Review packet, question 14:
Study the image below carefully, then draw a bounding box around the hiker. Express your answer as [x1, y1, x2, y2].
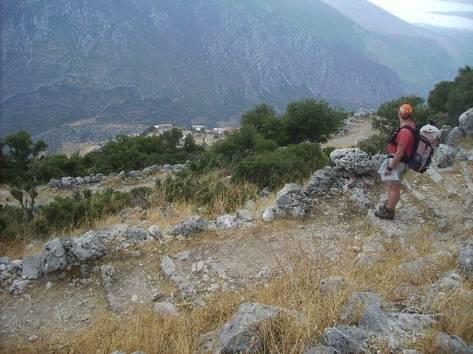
[375, 103, 416, 220]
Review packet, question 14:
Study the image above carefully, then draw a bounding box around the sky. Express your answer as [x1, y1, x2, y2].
[367, 0, 473, 30]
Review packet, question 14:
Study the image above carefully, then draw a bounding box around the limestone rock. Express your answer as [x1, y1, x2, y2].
[154, 302, 178, 316]
[303, 346, 338, 354]
[65, 231, 107, 263]
[216, 303, 281, 353]
[330, 148, 374, 175]
[459, 107, 473, 137]
[22, 253, 44, 280]
[275, 183, 313, 218]
[168, 216, 208, 238]
[148, 225, 162, 239]
[262, 206, 286, 222]
[350, 187, 370, 209]
[41, 238, 67, 274]
[216, 214, 239, 230]
[433, 144, 456, 168]
[160, 256, 176, 278]
[125, 227, 148, 242]
[9, 279, 30, 295]
[305, 167, 337, 196]
[446, 127, 465, 146]
[435, 332, 467, 353]
[321, 325, 369, 353]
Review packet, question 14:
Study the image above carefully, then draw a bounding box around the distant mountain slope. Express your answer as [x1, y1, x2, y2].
[0, 0, 465, 140]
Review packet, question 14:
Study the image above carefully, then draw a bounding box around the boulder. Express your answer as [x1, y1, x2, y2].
[22, 253, 44, 280]
[358, 302, 434, 350]
[169, 275, 196, 300]
[64, 231, 107, 263]
[321, 326, 369, 353]
[160, 256, 176, 278]
[0, 256, 11, 265]
[433, 144, 456, 168]
[305, 167, 337, 196]
[459, 107, 473, 137]
[118, 170, 127, 179]
[330, 148, 374, 175]
[75, 176, 85, 185]
[458, 244, 473, 276]
[217, 303, 281, 353]
[276, 183, 312, 217]
[168, 216, 208, 238]
[41, 239, 67, 274]
[127, 170, 143, 178]
[340, 292, 381, 324]
[446, 127, 465, 146]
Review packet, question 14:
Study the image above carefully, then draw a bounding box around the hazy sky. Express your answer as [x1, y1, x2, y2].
[367, 0, 473, 30]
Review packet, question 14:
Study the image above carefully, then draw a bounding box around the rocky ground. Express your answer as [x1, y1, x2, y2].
[1, 111, 473, 353]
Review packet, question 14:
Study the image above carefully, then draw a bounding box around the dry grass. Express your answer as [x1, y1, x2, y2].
[11, 214, 460, 354]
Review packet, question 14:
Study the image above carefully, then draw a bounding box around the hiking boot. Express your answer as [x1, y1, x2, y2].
[374, 203, 395, 220]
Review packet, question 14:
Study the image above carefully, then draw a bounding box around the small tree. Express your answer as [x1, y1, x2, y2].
[2, 132, 47, 219]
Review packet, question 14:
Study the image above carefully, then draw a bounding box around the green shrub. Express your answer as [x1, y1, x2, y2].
[357, 134, 388, 156]
[233, 143, 328, 189]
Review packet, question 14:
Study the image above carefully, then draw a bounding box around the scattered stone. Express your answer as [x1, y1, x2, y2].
[262, 206, 286, 222]
[168, 216, 208, 238]
[175, 251, 191, 261]
[458, 244, 473, 276]
[160, 256, 176, 278]
[216, 214, 238, 230]
[236, 209, 253, 223]
[435, 332, 467, 353]
[169, 275, 196, 300]
[303, 346, 338, 354]
[349, 187, 370, 209]
[46, 281, 53, 290]
[459, 107, 473, 137]
[321, 325, 369, 353]
[9, 279, 30, 295]
[211, 303, 282, 353]
[28, 335, 39, 342]
[148, 225, 162, 239]
[154, 302, 178, 316]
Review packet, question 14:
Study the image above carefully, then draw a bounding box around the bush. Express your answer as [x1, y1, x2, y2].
[233, 143, 328, 189]
[357, 134, 388, 156]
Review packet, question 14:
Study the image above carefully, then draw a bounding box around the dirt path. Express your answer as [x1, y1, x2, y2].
[323, 118, 375, 149]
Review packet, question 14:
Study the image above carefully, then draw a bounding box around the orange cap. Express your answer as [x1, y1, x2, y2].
[398, 104, 413, 119]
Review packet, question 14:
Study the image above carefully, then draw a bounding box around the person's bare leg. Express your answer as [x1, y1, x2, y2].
[387, 182, 401, 210]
